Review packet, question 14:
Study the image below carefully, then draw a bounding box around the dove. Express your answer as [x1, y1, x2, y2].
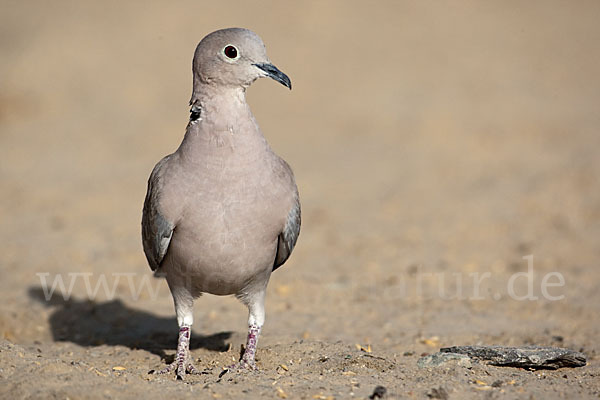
[142, 28, 300, 379]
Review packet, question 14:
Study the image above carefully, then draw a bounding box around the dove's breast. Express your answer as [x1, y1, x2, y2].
[160, 138, 295, 296]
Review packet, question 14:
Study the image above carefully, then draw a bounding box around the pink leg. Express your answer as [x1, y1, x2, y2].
[229, 324, 261, 370]
[155, 325, 200, 379]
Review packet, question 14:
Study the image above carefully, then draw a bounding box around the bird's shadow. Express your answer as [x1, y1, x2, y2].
[28, 287, 232, 361]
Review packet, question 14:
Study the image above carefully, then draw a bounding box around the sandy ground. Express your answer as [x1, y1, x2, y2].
[1, 1, 599, 399]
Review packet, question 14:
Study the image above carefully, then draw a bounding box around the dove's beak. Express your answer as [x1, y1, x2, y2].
[254, 63, 292, 90]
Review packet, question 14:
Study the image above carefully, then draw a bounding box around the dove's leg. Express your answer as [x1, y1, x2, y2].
[230, 289, 266, 370]
[155, 285, 200, 379]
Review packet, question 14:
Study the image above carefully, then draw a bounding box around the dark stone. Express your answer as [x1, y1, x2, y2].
[439, 345, 586, 370]
[426, 387, 448, 399]
[369, 385, 387, 399]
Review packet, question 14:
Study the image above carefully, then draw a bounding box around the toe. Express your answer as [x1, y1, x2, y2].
[176, 364, 186, 380]
[227, 359, 258, 371]
[187, 362, 201, 374]
[154, 362, 176, 375]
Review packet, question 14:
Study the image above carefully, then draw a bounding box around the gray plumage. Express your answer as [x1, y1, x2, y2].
[141, 28, 300, 377]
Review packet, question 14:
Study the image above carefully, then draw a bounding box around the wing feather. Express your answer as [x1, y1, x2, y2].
[141, 156, 175, 271]
[273, 191, 301, 271]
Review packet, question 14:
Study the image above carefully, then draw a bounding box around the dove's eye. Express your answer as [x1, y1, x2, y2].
[223, 45, 238, 59]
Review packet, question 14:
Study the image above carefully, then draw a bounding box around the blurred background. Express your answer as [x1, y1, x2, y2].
[0, 1, 599, 395]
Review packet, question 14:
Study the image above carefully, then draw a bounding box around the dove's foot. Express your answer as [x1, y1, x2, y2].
[153, 325, 200, 380]
[227, 358, 257, 371]
[154, 356, 201, 378]
[226, 324, 260, 372]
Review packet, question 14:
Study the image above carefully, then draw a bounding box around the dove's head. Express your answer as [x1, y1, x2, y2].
[192, 28, 291, 91]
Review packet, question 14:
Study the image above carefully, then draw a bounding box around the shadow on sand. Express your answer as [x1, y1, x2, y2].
[28, 286, 232, 361]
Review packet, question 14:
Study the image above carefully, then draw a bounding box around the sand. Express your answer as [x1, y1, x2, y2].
[1, 1, 599, 398]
